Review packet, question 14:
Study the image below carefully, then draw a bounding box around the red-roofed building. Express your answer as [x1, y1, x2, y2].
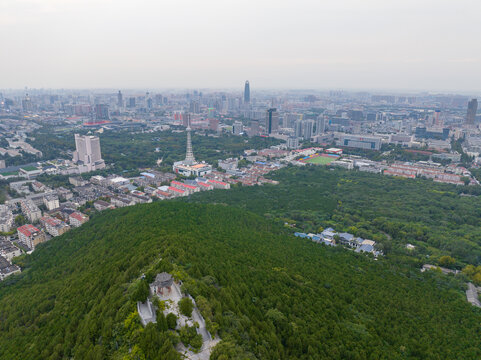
[207, 179, 230, 189]
[17, 224, 46, 250]
[168, 186, 187, 197]
[154, 190, 172, 199]
[40, 216, 70, 237]
[69, 212, 89, 227]
[170, 181, 200, 194]
[197, 182, 214, 191]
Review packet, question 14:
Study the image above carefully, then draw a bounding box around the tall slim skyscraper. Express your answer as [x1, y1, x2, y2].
[433, 110, 443, 127]
[22, 94, 33, 112]
[183, 112, 191, 128]
[295, 120, 303, 138]
[72, 134, 106, 173]
[117, 90, 123, 108]
[302, 120, 314, 140]
[265, 108, 279, 135]
[316, 116, 326, 135]
[244, 81, 250, 104]
[466, 99, 478, 125]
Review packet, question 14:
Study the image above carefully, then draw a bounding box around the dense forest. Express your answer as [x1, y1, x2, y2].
[186, 165, 481, 267]
[1, 202, 481, 359]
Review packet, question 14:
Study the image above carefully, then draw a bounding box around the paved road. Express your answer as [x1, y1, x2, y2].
[466, 282, 481, 307]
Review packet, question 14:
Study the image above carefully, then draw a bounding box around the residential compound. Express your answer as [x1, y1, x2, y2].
[0, 205, 14, 233]
[17, 224, 46, 250]
[384, 163, 469, 185]
[40, 216, 70, 237]
[43, 194, 60, 211]
[0, 256, 20, 280]
[294, 228, 382, 257]
[69, 212, 89, 227]
[20, 199, 42, 222]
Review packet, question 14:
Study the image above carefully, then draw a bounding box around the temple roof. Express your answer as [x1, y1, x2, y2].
[151, 272, 173, 287]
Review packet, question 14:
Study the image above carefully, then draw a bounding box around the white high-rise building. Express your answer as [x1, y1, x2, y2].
[316, 116, 326, 135]
[72, 134, 106, 173]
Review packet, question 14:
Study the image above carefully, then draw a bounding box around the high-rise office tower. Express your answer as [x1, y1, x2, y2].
[302, 120, 314, 140]
[244, 81, 250, 103]
[189, 100, 200, 113]
[117, 91, 123, 108]
[250, 120, 260, 136]
[22, 94, 33, 112]
[295, 120, 303, 138]
[72, 134, 106, 173]
[433, 110, 443, 127]
[128, 97, 136, 108]
[466, 99, 478, 125]
[94, 104, 110, 120]
[265, 108, 279, 135]
[316, 116, 326, 135]
[183, 112, 191, 128]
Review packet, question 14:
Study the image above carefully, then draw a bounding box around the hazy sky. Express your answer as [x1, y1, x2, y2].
[2, 0, 481, 91]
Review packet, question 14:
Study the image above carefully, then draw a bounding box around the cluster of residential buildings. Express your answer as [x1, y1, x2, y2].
[383, 163, 471, 185]
[294, 228, 382, 257]
[0, 239, 21, 280]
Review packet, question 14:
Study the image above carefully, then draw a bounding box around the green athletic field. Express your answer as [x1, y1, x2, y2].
[304, 156, 336, 164]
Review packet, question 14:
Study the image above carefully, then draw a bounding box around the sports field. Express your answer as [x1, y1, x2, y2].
[304, 155, 336, 165]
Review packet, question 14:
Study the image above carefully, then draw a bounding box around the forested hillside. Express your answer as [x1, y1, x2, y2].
[1, 202, 481, 359]
[187, 165, 481, 266]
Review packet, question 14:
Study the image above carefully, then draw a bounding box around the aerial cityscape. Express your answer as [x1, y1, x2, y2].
[1, 1, 481, 359]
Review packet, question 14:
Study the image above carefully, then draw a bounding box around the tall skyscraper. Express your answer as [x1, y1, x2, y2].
[466, 99, 478, 125]
[128, 97, 136, 108]
[183, 112, 191, 128]
[265, 108, 279, 135]
[316, 116, 326, 135]
[117, 91, 123, 108]
[72, 134, 106, 173]
[295, 120, 303, 138]
[189, 100, 200, 113]
[244, 81, 250, 104]
[302, 120, 314, 140]
[433, 110, 443, 127]
[22, 94, 33, 112]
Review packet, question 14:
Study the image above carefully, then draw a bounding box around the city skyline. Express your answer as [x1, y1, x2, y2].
[1, 0, 481, 92]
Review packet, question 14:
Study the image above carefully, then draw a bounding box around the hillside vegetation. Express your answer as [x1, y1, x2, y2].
[0, 203, 480, 359]
[187, 165, 481, 266]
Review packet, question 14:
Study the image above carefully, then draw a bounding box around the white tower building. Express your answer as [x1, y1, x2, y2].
[72, 134, 106, 173]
